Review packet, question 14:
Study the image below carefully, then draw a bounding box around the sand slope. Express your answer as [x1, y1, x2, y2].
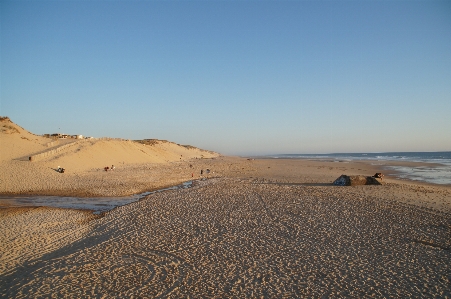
[0, 117, 54, 162]
[0, 117, 219, 195]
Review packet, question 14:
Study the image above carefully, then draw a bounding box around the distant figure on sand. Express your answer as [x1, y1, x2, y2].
[201, 169, 203, 176]
[111, 165, 115, 171]
[57, 166, 65, 173]
[104, 166, 109, 172]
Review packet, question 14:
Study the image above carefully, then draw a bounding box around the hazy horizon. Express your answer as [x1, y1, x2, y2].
[2, 0, 450, 156]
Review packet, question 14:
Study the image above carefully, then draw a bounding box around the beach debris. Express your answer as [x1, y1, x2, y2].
[333, 175, 382, 186]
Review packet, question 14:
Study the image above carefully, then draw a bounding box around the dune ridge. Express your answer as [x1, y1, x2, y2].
[0, 117, 219, 196]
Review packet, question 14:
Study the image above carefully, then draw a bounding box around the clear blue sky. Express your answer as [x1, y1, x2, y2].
[1, 0, 450, 155]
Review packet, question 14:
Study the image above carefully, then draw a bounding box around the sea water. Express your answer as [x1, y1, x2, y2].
[265, 152, 451, 185]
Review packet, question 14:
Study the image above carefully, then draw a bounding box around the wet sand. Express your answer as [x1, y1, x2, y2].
[1, 157, 451, 298]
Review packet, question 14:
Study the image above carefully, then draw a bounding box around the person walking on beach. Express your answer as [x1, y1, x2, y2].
[201, 169, 203, 176]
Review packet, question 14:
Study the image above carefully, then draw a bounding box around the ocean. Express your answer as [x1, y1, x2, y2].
[265, 152, 451, 185]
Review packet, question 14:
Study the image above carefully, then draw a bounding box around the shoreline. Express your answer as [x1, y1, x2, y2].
[2, 157, 450, 192]
[256, 156, 451, 187]
[1, 157, 451, 213]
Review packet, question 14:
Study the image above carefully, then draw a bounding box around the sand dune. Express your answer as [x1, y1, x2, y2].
[0, 117, 55, 162]
[0, 117, 219, 196]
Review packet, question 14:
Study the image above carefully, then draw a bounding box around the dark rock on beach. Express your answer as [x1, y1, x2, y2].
[333, 175, 382, 186]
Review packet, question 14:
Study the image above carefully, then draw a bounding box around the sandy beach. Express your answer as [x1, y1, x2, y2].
[1, 118, 451, 298]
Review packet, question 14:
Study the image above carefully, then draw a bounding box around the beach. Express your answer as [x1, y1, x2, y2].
[1, 119, 451, 297]
[3, 0, 451, 296]
[2, 158, 451, 298]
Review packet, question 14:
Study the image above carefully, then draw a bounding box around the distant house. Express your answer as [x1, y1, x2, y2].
[46, 133, 86, 139]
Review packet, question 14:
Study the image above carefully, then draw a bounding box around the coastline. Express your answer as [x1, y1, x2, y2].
[1, 156, 451, 213]
[258, 151, 451, 186]
[1, 128, 450, 297]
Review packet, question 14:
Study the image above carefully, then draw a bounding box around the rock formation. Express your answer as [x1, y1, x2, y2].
[333, 175, 382, 186]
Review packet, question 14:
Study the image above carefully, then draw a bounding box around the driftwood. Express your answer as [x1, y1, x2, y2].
[333, 175, 382, 186]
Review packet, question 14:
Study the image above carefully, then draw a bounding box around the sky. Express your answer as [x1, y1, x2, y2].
[1, 0, 450, 156]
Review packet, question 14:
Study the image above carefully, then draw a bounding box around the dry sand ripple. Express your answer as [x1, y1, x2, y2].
[1, 178, 450, 298]
[0, 207, 99, 276]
